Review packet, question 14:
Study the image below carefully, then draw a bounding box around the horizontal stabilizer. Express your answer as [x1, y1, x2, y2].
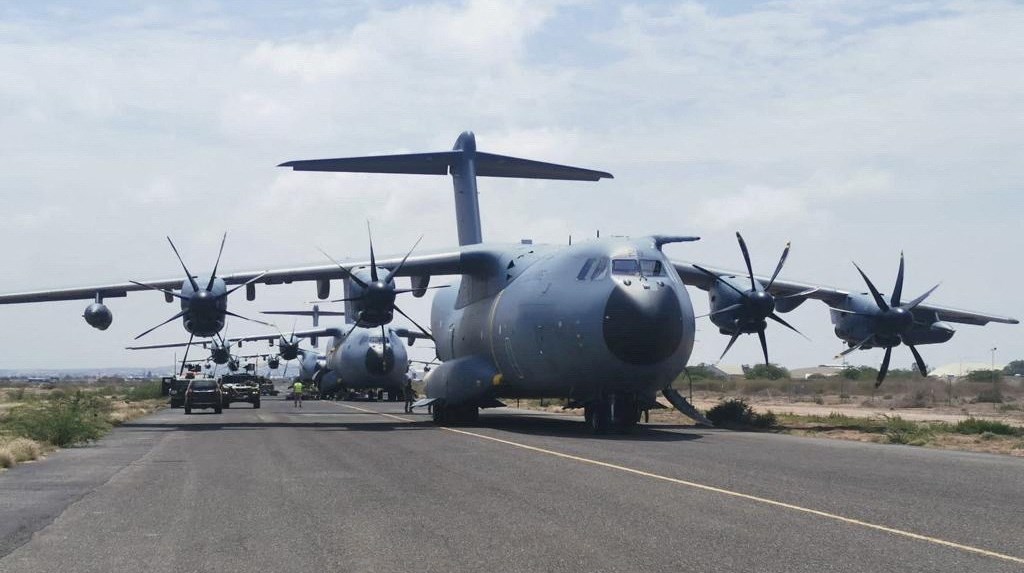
[280, 151, 612, 181]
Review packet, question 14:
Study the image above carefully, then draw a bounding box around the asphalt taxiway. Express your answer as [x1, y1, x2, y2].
[1, 398, 1022, 572]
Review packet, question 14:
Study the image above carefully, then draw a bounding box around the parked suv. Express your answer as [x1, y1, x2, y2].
[220, 374, 261, 409]
[184, 378, 222, 414]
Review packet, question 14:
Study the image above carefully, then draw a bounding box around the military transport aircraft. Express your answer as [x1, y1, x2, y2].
[0, 132, 1018, 433]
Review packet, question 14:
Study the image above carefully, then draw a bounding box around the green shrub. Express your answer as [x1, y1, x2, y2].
[975, 388, 1004, 403]
[3, 392, 111, 447]
[953, 417, 1019, 436]
[122, 382, 162, 402]
[706, 398, 776, 429]
[883, 416, 932, 446]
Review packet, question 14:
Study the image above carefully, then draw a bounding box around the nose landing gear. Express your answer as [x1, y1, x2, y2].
[584, 393, 641, 434]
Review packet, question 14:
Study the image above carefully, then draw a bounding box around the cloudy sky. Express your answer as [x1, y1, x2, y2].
[0, 0, 1021, 372]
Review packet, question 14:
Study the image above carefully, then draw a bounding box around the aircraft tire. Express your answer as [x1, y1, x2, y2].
[586, 401, 611, 434]
[214, 406, 222, 414]
[223, 401, 230, 409]
[254, 400, 261, 409]
[184, 406, 191, 415]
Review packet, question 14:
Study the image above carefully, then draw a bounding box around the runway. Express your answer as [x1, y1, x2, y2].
[1, 398, 1022, 572]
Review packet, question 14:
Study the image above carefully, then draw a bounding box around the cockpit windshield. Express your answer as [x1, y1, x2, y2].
[612, 259, 639, 275]
[612, 259, 665, 276]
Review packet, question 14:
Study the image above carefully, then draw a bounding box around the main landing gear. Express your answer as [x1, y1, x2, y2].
[584, 393, 641, 434]
[431, 401, 479, 426]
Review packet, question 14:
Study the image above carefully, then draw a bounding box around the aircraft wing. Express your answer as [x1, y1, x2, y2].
[227, 328, 342, 344]
[0, 249, 469, 305]
[672, 261, 1019, 327]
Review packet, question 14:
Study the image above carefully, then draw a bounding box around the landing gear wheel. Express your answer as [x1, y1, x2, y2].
[223, 401, 230, 409]
[214, 406, 222, 414]
[254, 400, 261, 409]
[586, 401, 611, 434]
[184, 406, 192, 415]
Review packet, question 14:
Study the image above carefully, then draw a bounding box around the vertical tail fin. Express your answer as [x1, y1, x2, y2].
[279, 131, 612, 246]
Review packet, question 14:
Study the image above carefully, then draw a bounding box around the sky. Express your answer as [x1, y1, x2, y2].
[0, 0, 1021, 372]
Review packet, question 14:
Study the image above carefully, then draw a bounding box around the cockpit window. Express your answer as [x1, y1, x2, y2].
[640, 259, 665, 276]
[612, 259, 639, 275]
[590, 257, 609, 280]
[612, 258, 665, 276]
[577, 258, 595, 280]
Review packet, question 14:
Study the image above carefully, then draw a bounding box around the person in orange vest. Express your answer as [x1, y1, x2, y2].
[293, 381, 304, 408]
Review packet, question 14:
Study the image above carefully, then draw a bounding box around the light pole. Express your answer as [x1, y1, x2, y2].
[991, 347, 999, 401]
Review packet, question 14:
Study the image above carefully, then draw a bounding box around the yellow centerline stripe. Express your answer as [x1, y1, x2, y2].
[335, 402, 1024, 565]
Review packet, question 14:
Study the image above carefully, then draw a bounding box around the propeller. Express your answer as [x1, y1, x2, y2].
[697, 232, 808, 365]
[131, 233, 272, 340]
[317, 224, 443, 341]
[834, 252, 939, 387]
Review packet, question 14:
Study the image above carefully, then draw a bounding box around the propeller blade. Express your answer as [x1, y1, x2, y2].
[852, 262, 889, 312]
[757, 329, 769, 366]
[766, 241, 791, 290]
[767, 312, 810, 341]
[891, 252, 905, 307]
[907, 343, 928, 377]
[179, 332, 195, 376]
[718, 332, 741, 362]
[394, 304, 434, 341]
[129, 280, 188, 301]
[695, 303, 742, 319]
[167, 237, 200, 292]
[875, 346, 892, 387]
[207, 232, 227, 291]
[393, 285, 451, 295]
[367, 222, 378, 282]
[342, 320, 360, 339]
[134, 310, 186, 340]
[386, 235, 423, 285]
[835, 335, 873, 358]
[904, 283, 940, 310]
[316, 247, 368, 289]
[223, 271, 268, 297]
[319, 296, 363, 303]
[692, 264, 747, 298]
[777, 287, 819, 300]
[736, 232, 758, 292]
[224, 310, 274, 328]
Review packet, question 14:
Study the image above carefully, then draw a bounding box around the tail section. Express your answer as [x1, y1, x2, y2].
[279, 131, 612, 246]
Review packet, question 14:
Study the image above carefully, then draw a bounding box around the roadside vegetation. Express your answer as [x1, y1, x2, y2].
[0, 380, 165, 470]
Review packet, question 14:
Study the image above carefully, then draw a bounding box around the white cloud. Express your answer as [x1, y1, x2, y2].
[0, 0, 1021, 369]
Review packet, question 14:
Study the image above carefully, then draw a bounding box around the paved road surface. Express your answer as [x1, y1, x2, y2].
[2, 398, 1022, 572]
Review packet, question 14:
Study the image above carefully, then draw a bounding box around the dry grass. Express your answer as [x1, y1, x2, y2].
[0, 436, 51, 469]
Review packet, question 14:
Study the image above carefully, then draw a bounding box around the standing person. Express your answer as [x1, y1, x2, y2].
[403, 379, 415, 414]
[293, 381, 304, 408]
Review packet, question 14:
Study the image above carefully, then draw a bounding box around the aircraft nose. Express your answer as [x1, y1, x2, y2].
[364, 346, 394, 375]
[603, 284, 684, 365]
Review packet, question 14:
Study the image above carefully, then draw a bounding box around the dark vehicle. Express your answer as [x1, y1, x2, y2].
[259, 379, 279, 396]
[220, 374, 260, 409]
[184, 378, 222, 414]
[167, 376, 195, 408]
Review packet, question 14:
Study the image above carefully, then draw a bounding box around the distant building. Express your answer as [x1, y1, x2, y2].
[706, 364, 745, 378]
[928, 362, 1006, 378]
[790, 366, 843, 379]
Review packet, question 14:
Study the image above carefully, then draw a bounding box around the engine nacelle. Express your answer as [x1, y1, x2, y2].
[83, 303, 113, 330]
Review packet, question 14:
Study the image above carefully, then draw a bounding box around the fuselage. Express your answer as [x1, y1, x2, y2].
[427, 237, 696, 404]
[300, 326, 410, 395]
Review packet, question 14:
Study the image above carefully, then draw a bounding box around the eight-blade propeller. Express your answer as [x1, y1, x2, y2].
[131, 233, 271, 340]
[318, 223, 444, 342]
[694, 232, 809, 365]
[833, 253, 940, 387]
